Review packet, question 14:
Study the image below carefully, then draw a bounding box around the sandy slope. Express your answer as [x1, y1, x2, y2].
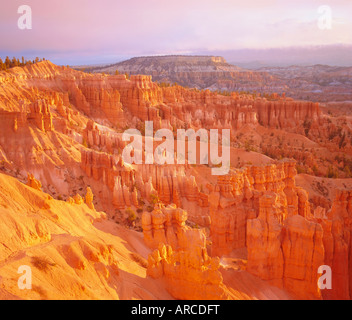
[0, 172, 172, 300]
[296, 173, 352, 203]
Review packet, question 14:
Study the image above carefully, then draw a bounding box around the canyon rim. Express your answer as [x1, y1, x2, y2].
[0, 0, 352, 307]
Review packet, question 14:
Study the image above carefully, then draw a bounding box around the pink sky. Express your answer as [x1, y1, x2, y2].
[0, 0, 351, 65]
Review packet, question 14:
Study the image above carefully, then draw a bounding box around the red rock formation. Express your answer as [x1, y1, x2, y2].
[26, 99, 53, 132]
[85, 187, 95, 210]
[26, 173, 42, 191]
[209, 159, 308, 256]
[281, 215, 324, 299]
[81, 149, 133, 192]
[247, 193, 324, 299]
[146, 241, 228, 300]
[73, 193, 84, 205]
[77, 79, 125, 125]
[320, 190, 352, 300]
[142, 202, 228, 300]
[82, 120, 123, 153]
[108, 74, 163, 126]
[253, 98, 321, 129]
[247, 193, 284, 284]
[142, 204, 191, 250]
[2, 61, 352, 300]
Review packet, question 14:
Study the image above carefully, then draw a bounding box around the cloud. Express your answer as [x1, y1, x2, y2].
[0, 0, 351, 64]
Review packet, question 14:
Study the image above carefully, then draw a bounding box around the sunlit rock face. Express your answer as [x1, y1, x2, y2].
[0, 60, 352, 300]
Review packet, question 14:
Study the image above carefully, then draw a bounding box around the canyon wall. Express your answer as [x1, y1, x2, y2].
[144, 204, 228, 300]
[1, 61, 352, 300]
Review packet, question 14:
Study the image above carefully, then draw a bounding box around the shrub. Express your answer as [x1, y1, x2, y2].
[327, 165, 338, 179]
[82, 138, 88, 148]
[244, 140, 256, 152]
[31, 256, 56, 272]
[296, 166, 306, 174]
[150, 194, 159, 205]
[126, 208, 137, 224]
[312, 165, 319, 175]
[303, 119, 311, 137]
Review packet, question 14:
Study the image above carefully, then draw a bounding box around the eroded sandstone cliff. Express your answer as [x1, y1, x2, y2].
[1, 60, 352, 300]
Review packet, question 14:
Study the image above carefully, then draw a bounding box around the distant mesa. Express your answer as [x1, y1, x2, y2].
[79, 54, 352, 102]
